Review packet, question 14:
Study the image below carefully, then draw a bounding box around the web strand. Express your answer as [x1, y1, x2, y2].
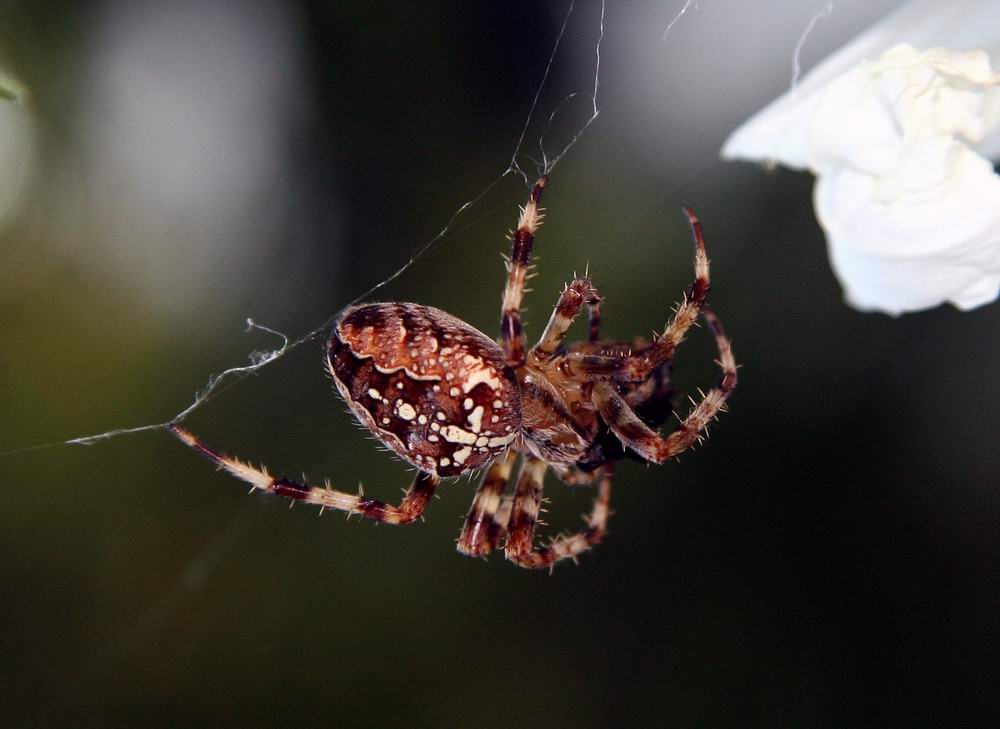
[538, 0, 604, 174]
[791, 2, 835, 89]
[1, 0, 606, 459]
[508, 0, 579, 182]
[662, 0, 696, 41]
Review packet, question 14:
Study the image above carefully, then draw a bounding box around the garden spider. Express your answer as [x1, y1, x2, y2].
[170, 177, 737, 569]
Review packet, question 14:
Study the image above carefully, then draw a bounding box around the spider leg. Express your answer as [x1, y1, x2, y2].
[505, 457, 613, 569]
[499, 177, 547, 368]
[456, 451, 517, 557]
[590, 307, 736, 463]
[559, 208, 710, 383]
[532, 277, 602, 358]
[637, 207, 711, 373]
[588, 295, 602, 342]
[550, 463, 601, 485]
[169, 425, 438, 524]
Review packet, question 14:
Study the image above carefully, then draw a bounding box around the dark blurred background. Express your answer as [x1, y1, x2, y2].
[2, 1, 998, 727]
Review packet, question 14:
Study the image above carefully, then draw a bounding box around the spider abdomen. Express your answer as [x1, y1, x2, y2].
[328, 303, 521, 477]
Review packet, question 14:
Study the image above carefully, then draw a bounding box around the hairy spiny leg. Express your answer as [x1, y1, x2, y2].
[169, 424, 439, 524]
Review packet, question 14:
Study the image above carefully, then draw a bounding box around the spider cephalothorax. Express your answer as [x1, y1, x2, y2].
[170, 176, 737, 569]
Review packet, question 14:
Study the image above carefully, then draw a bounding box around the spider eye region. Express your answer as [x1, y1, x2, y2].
[328, 303, 521, 477]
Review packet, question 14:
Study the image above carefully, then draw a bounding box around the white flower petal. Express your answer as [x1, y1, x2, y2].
[722, 0, 1000, 315]
[722, 0, 1000, 166]
[816, 147, 1000, 314]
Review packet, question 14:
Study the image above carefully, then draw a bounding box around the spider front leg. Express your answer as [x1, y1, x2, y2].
[169, 425, 439, 524]
[550, 462, 602, 485]
[560, 207, 710, 383]
[505, 457, 613, 569]
[591, 307, 736, 464]
[532, 277, 602, 359]
[632, 207, 711, 376]
[499, 176, 547, 368]
[456, 451, 516, 557]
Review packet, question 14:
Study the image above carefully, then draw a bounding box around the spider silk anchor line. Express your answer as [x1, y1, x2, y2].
[1, 0, 606, 460]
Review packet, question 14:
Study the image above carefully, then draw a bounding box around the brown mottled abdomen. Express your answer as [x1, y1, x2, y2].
[328, 303, 521, 477]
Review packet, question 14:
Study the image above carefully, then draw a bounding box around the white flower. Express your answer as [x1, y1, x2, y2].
[722, 0, 1000, 315]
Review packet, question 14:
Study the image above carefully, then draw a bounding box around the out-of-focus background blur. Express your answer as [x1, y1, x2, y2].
[3, 1, 998, 727]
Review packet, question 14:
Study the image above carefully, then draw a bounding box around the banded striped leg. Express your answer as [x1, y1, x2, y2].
[590, 307, 736, 464]
[169, 425, 438, 524]
[499, 176, 547, 368]
[532, 277, 602, 359]
[560, 207, 710, 383]
[588, 294, 602, 342]
[505, 458, 614, 569]
[550, 463, 601, 485]
[456, 451, 516, 557]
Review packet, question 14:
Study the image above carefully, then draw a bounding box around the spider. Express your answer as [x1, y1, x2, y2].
[169, 176, 737, 569]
